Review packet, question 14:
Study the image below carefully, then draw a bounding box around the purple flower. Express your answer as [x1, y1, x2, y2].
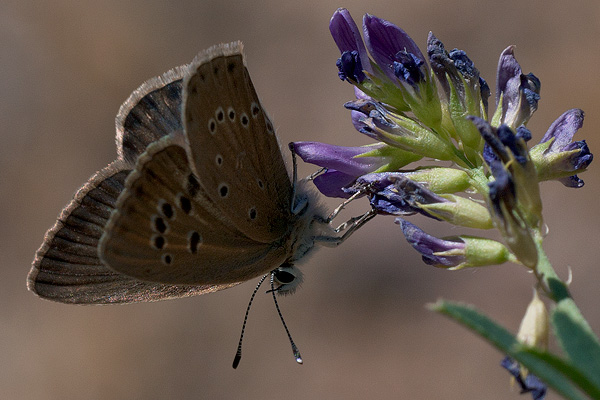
[349, 172, 449, 218]
[398, 218, 512, 268]
[427, 32, 490, 113]
[314, 170, 358, 198]
[336, 50, 366, 83]
[346, 172, 493, 229]
[469, 116, 540, 268]
[330, 8, 372, 80]
[501, 357, 547, 400]
[396, 219, 466, 267]
[487, 162, 517, 221]
[330, 9, 428, 91]
[345, 98, 455, 161]
[393, 51, 425, 88]
[533, 109, 593, 187]
[469, 117, 517, 166]
[292, 142, 391, 198]
[350, 110, 373, 138]
[496, 47, 541, 128]
[469, 117, 534, 178]
[363, 13, 425, 83]
[496, 125, 530, 166]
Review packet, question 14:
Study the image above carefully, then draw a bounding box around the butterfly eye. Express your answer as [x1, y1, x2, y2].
[273, 264, 303, 295]
[273, 269, 294, 284]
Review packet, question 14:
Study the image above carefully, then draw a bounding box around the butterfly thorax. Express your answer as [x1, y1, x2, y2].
[266, 181, 329, 294]
[284, 181, 330, 263]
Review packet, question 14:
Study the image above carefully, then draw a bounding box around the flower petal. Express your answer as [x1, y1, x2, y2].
[427, 32, 453, 97]
[363, 14, 424, 82]
[350, 110, 374, 137]
[336, 50, 366, 82]
[292, 141, 385, 176]
[330, 8, 372, 74]
[427, 32, 490, 114]
[558, 175, 584, 188]
[396, 218, 466, 267]
[500, 357, 547, 400]
[496, 46, 521, 107]
[313, 170, 357, 198]
[540, 109, 584, 151]
[496, 47, 540, 127]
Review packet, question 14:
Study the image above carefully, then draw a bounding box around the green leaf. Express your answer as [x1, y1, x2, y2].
[429, 300, 591, 400]
[518, 347, 600, 399]
[553, 298, 600, 388]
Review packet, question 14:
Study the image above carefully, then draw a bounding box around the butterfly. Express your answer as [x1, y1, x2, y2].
[29, 41, 374, 306]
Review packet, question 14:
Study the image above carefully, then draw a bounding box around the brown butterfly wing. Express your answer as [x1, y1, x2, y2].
[116, 65, 186, 163]
[183, 42, 294, 244]
[29, 161, 237, 304]
[99, 136, 288, 285]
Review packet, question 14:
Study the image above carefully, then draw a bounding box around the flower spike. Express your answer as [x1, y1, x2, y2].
[299, 8, 592, 276]
[293, 9, 595, 399]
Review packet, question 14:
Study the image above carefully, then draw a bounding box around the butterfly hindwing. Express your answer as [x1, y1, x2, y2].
[29, 161, 236, 304]
[183, 42, 293, 244]
[99, 136, 289, 285]
[116, 66, 186, 163]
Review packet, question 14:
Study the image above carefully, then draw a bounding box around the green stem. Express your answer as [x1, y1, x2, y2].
[532, 230, 572, 303]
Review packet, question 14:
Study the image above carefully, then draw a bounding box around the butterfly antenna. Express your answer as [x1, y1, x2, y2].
[270, 272, 303, 365]
[232, 274, 269, 369]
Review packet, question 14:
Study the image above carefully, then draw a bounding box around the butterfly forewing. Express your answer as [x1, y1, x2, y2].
[99, 136, 289, 285]
[183, 42, 293, 244]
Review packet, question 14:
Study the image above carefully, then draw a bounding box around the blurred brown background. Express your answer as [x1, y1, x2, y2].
[2, 0, 599, 399]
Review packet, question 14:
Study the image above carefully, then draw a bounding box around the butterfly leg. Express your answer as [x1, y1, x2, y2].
[314, 208, 376, 247]
[303, 167, 326, 182]
[311, 181, 372, 227]
[324, 189, 365, 224]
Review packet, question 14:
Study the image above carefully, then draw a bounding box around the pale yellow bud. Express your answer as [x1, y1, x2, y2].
[517, 289, 549, 350]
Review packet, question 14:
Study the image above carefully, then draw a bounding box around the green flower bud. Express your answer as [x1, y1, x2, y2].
[403, 168, 471, 194]
[420, 194, 492, 229]
[458, 235, 514, 268]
